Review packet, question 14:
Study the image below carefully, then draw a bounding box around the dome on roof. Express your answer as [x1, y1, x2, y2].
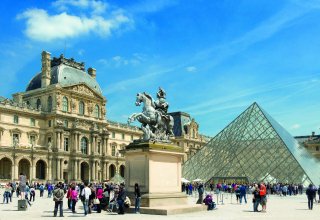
[26, 64, 102, 95]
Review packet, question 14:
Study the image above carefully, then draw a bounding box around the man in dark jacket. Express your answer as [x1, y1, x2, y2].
[306, 184, 315, 210]
[117, 183, 126, 215]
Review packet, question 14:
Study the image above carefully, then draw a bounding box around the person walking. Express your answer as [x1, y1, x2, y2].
[48, 183, 54, 198]
[306, 184, 315, 210]
[81, 181, 91, 216]
[66, 184, 73, 209]
[197, 183, 204, 204]
[134, 183, 141, 214]
[239, 185, 247, 204]
[53, 182, 65, 217]
[39, 184, 44, 197]
[3, 183, 11, 203]
[260, 183, 267, 212]
[252, 184, 260, 212]
[96, 185, 103, 213]
[29, 186, 35, 202]
[71, 185, 78, 213]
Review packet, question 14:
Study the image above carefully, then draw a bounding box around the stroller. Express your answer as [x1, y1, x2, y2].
[203, 194, 216, 211]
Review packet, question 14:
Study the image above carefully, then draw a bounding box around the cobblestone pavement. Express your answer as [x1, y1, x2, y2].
[0, 191, 319, 220]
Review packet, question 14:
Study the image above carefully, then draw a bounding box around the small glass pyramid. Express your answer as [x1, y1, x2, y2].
[182, 102, 320, 186]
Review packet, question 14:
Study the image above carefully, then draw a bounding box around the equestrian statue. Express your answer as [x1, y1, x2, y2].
[128, 87, 174, 142]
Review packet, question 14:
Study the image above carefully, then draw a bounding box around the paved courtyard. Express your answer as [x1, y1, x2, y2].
[0, 191, 319, 220]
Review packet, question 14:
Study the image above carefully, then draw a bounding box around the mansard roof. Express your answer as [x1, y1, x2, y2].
[26, 56, 102, 95]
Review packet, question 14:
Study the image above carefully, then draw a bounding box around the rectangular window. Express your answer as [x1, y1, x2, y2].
[64, 138, 69, 151]
[112, 132, 115, 138]
[122, 133, 125, 140]
[29, 135, 36, 145]
[64, 120, 68, 128]
[13, 115, 19, 124]
[48, 120, 52, 127]
[30, 118, 35, 126]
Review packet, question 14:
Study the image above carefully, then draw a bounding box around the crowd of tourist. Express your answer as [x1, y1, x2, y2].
[1, 173, 141, 217]
[2, 174, 320, 215]
[182, 181, 320, 212]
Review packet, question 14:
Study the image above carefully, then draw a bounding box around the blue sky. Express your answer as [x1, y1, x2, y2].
[0, 0, 320, 137]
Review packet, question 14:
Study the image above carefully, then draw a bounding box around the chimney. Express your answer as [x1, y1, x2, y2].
[88, 67, 96, 79]
[41, 51, 51, 88]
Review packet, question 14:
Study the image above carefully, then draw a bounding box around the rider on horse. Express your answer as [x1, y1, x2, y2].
[154, 87, 169, 120]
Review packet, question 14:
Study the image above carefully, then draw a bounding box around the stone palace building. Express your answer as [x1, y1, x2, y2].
[0, 51, 209, 183]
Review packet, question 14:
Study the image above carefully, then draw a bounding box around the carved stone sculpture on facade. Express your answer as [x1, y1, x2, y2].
[128, 88, 174, 142]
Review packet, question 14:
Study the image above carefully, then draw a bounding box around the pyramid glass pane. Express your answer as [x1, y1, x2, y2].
[183, 103, 320, 186]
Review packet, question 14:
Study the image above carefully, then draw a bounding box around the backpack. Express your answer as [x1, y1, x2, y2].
[54, 189, 63, 201]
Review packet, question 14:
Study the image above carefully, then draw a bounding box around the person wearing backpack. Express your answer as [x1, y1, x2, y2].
[39, 184, 44, 197]
[53, 182, 65, 217]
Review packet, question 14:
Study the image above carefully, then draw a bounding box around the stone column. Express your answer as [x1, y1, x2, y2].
[101, 162, 105, 181]
[74, 159, 78, 180]
[92, 135, 96, 154]
[88, 140, 91, 156]
[60, 159, 63, 181]
[73, 133, 76, 152]
[77, 160, 81, 181]
[91, 161, 95, 181]
[95, 161, 98, 182]
[77, 134, 80, 152]
[56, 132, 60, 150]
[48, 157, 52, 181]
[103, 138, 108, 155]
[32, 164, 36, 181]
[60, 132, 64, 151]
[14, 158, 19, 180]
[57, 158, 60, 180]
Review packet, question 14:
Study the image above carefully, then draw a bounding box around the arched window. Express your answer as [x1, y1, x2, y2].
[62, 96, 68, 112]
[94, 105, 100, 118]
[47, 96, 52, 112]
[36, 98, 41, 110]
[81, 137, 88, 154]
[79, 101, 85, 115]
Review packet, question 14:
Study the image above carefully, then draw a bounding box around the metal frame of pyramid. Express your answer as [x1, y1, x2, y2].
[182, 102, 320, 186]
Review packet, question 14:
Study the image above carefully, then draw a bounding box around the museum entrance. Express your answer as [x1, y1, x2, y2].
[0, 157, 12, 179]
[80, 162, 89, 181]
[19, 159, 30, 179]
[36, 160, 46, 180]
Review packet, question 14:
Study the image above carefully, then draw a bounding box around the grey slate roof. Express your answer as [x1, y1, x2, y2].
[26, 64, 102, 95]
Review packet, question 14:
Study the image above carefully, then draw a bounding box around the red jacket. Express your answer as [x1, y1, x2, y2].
[260, 184, 266, 196]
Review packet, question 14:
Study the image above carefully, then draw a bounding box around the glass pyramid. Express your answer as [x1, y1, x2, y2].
[182, 102, 320, 186]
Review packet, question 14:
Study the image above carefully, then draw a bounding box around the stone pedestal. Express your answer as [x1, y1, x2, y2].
[124, 142, 188, 208]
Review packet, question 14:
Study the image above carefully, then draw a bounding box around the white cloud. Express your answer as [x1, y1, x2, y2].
[291, 124, 301, 129]
[52, 0, 108, 14]
[17, 6, 131, 42]
[186, 66, 197, 72]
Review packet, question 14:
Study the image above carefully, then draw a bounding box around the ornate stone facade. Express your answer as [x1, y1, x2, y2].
[0, 51, 209, 183]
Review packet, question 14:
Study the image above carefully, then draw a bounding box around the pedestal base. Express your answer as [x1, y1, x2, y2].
[18, 199, 28, 211]
[127, 204, 207, 215]
[141, 192, 188, 207]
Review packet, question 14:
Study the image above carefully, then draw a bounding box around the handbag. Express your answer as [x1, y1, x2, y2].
[94, 198, 100, 204]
